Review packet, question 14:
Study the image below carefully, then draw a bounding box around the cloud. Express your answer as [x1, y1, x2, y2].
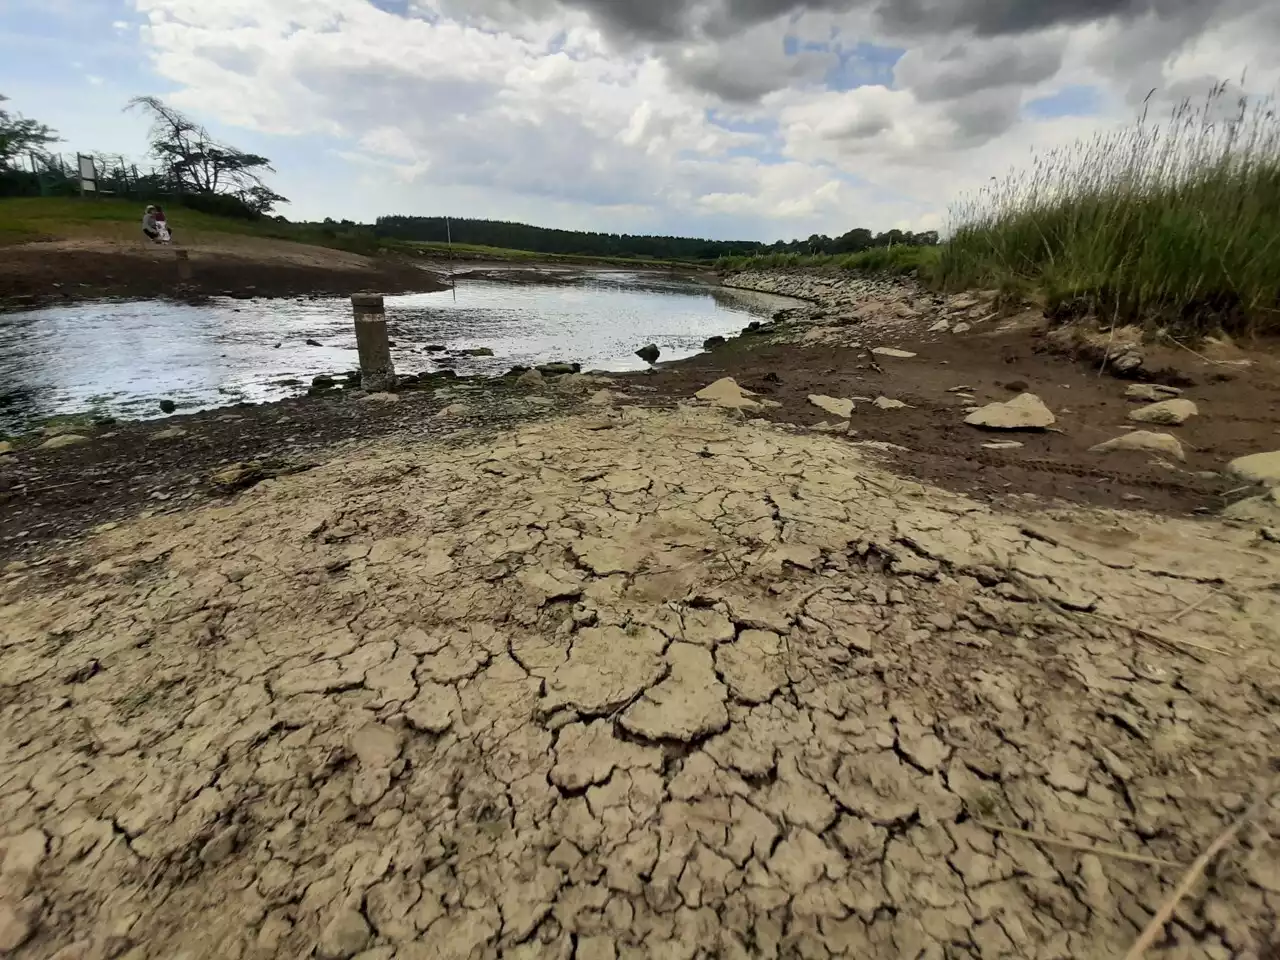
[118, 0, 1280, 240]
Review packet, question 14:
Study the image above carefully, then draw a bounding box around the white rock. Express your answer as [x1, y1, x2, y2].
[809, 395, 855, 419]
[696, 378, 759, 409]
[1090, 431, 1185, 461]
[1227, 451, 1280, 487]
[358, 392, 400, 404]
[871, 347, 917, 359]
[964, 393, 1055, 431]
[1128, 399, 1198, 426]
[435, 402, 473, 418]
[928, 320, 950, 333]
[952, 322, 972, 334]
[39, 434, 89, 450]
[982, 441, 1024, 450]
[873, 396, 908, 410]
[0, 441, 13, 455]
[1125, 383, 1182, 402]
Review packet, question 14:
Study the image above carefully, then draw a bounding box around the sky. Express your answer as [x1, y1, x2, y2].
[1, 0, 1278, 241]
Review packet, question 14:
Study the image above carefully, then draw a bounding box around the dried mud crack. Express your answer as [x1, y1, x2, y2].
[2, 406, 1279, 959]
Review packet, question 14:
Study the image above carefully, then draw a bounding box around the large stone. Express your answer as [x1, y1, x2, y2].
[964, 393, 1055, 431]
[635, 343, 661, 364]
[1128, 399, 1198, 426]
[1090, 431, 1185, 461]
[1227, 451, 1280, 487]
[515, 369, 545, 390]
[0, 441, 14, 455]
[871, 347, 917, 359]
[38, 434, 89, 450]
[695, 378, 759, 410]
[808, 395, 854, 419]
[537, 362, 580, 376]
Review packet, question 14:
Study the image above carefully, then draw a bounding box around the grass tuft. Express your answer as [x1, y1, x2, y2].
[936, 85, 1280, 335]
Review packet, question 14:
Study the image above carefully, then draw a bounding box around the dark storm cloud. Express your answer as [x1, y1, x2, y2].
[538, 0, 1209, 41]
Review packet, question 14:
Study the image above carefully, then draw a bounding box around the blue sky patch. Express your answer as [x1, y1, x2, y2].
[1025, 84, 1103, 119]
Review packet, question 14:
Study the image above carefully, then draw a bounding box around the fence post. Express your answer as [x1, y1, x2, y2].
[175, 248, 193, 281]
[351, 294, 396, 392]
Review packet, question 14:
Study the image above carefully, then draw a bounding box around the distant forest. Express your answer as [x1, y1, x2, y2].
[372, 215, 940, 261]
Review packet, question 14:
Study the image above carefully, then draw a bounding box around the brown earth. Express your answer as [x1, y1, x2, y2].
[0, 236, 448, 311]
[625, 280, 1280, 520]
[2, 403, 1279, 960]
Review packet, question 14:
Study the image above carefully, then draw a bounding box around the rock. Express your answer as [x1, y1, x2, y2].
[537, 362, 580, 376]
[158, 399, 177, 414]
[586, 389, 619, 407]
[703, 336, 727, 350]
[305, 339, 323, 347]
[210, 462, 267, 493]
[1125, 383, 1182, 401]
[1111, 352, 1144, 374]
[809, 395, 854, 419]
[873, 396, 908, 410]
[436, 403, 473, 419]
[358, 392, 400, 404]
[152, 426, 188, 440]
[39, 434, 89, 450]
[1090, 431, 1185, 461]
[199, 825, 238, 865]
[635, 343, 660, 364]
[952, 322, 972, 334]
[0, 441, 14, 455]
[515, 369, 545, 390]
[459, 347, 495, 357]
[425, 344, 446, 352]
[928, 320, 950, 333]
[965, 393, 1055, 431]
[982, 441, 1023, 450]
[1227, 451, 1280, 487]
[311, 375, 336, 390]
[696, 378, 759, 409]
[1128, 399, 1198, 426]
[871, 347, 917, 359]
[317, 908, 372, 959]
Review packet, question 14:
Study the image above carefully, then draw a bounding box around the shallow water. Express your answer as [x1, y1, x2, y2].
[0, 273, 801, 432]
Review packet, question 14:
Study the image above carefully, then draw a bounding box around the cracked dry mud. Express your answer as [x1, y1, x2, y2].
[3, 405, 1280, 960]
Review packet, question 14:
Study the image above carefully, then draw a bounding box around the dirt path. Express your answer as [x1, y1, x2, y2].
[0, 235, 447, 311]
[3, 404, 1279, 959]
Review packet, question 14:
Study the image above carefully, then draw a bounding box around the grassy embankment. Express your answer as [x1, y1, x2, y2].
[0, 198, 699, 269]
[723, 89, 1280, 335]
[937, 89, 1280, 334]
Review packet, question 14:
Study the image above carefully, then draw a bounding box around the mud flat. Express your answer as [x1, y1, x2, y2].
[3, 388, 1280, 958]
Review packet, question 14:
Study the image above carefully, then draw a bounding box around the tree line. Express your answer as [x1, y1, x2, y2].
[374, 216, 938, 262]
[0, 93, 286, 216]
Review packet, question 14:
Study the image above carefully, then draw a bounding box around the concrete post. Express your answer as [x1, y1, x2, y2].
[352, 294, 397, 392]
[175, 248, 193, 281]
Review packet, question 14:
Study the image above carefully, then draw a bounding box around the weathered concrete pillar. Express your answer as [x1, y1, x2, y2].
[175, 248, 193, 281]
[352, 294, 397, 392]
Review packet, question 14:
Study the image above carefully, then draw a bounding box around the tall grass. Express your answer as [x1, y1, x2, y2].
[717, 244, 939, 276]
[937, 85, 1280, 334]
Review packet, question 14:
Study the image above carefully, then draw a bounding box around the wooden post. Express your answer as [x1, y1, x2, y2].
[175, 248, 192, 281]
[352, 294, 396, 392]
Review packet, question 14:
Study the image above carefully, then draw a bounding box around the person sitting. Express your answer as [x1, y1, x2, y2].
[142, 205, 173, 244]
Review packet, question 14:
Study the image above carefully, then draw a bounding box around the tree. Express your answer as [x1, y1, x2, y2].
[0, 94, 59, 170]
[127, 96, 287, 213]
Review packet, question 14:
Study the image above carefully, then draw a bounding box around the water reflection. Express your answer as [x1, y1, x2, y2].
[0, 274, 802, 432]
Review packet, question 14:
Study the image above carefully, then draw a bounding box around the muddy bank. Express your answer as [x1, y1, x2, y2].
[627, 272, 1280, 520]
[2, 403, 1279, 960]
[0, 240, 449, 312]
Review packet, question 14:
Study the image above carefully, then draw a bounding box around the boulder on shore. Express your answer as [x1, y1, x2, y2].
[1090, 431, 1185, 461]
[537, 362, 580, 376]
[809, 395, 854, 419]
[703, 336, 727, 351]
[964, 393, 1055, 431]
[1227, 451, 1280, 487]
[696, 378, 759, 409]
[159, 399, 177, 413]
[515, 369, 546, 390]
[635, 343, 661, 364]
[39, 434, 89, 450]
[1128, 398, 1198, 426]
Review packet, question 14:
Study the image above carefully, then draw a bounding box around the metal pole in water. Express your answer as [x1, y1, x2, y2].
[446, 216, 455, 291]
[351, 294, 397, 393]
